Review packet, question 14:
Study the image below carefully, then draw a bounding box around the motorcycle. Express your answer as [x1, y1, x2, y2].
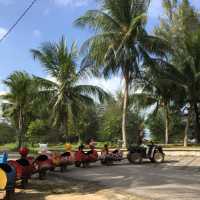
[127, 142, 165, 164]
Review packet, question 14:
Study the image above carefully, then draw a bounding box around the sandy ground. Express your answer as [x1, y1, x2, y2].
[1, 155, 200, 200]
[53, 156, 200, 200]
[0, 175, 144, 200]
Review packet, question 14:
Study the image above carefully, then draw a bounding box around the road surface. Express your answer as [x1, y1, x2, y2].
[59, 157, 200, 200]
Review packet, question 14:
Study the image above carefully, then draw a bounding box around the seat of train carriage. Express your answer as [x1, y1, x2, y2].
[16, 158, 30, 167]
[61, 152, 71, 157]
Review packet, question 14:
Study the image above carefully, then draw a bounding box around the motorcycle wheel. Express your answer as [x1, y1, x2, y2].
[128, 152, 142, 164]
[152, 152, 164, 163]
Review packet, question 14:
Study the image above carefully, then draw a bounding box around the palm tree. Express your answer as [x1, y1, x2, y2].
[151, 28, 200, 145]
[75, 0, 169, 147]
[162, 59, 200, 144]
[31, 37, 109, 140]
[130, 78, 177, 144]
[2, 71, 39, 148]
[155, 0, 200, 145]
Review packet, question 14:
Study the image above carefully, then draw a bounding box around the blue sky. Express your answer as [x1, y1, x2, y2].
[0, 0, 199, 93]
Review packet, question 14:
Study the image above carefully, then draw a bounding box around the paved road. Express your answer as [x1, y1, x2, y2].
[6, 153, 200, 200]
[59, 158, 200, 200]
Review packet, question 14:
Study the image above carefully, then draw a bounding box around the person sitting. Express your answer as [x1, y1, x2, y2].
[17, 147, 30, 166]
[87, 145, 98, 161]
[38, 144, 52, 159]
[86, 144, 95, 155]
[102, 144, 109, 156]
[112, 149, 119, 154]
[78, 144, 85, 154]
[61, 143, 74, 164]
[61, 143, 72, 157]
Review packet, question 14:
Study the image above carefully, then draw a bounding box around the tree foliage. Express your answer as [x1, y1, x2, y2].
[76, 0, 169, 147]
[31, 36, 110, 140]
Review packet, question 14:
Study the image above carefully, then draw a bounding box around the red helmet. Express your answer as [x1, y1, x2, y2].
[19, 147, 29, 157]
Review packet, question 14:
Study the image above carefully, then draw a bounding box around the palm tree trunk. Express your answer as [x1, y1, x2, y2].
[184, 112, 190, 147]
[73, 117, 81, 144]
[18, 108, 23, 149]
[122, 75, 128, 149]
[63, 112, 68, 142]
[164, 102, 169, 145]
[193, 102, 200, 143]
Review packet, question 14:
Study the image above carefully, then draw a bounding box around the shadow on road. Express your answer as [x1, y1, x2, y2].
[1, 156, 200, 200]
[12, 175, 109, 200]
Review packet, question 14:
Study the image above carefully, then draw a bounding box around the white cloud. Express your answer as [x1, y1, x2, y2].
[0, 27, 7, 40]
[45, 75, 58, 84]
[46, 74, 121, 95]
[79, 76, 122, 95]
[33, 29, 41, 37]
[53, 0, 89, 7]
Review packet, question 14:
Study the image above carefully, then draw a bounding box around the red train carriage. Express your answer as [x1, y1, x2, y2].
[75, 145, 98, 167]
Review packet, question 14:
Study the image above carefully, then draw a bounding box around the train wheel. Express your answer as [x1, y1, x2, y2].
[5, 189, 15, 200]
[75, 161, 81, 167]
[21, 178, 28, 189]
[39, 169, 46, 180]
[60, 165, 67, 172]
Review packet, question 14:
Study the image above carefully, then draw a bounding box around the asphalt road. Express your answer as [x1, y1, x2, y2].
[5, 153, 200, 200]
[59, 158, 200, 200]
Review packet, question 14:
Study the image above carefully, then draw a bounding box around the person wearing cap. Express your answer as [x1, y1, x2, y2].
[61, 143, 74, 164]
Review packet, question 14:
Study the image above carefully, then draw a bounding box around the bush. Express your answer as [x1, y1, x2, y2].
[146, 110, 184, 143]
[27, 120, 49, 144]
[0, 123, 16, 144]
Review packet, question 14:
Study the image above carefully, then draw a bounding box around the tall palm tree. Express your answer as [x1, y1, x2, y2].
[130, 77, 178, 144]
[31, 37, 109, 139]
[75, 0, 169, 147]
[2, 71, 39, 148]
[155, 0, 200, 145]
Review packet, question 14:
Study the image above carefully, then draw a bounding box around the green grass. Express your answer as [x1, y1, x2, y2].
[0, 142, 119, 153]
[2, 142, 200, 153]
[0, 143, 17, 151]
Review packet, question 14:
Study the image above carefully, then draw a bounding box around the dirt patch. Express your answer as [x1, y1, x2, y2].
[0, 175, 144, 200]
